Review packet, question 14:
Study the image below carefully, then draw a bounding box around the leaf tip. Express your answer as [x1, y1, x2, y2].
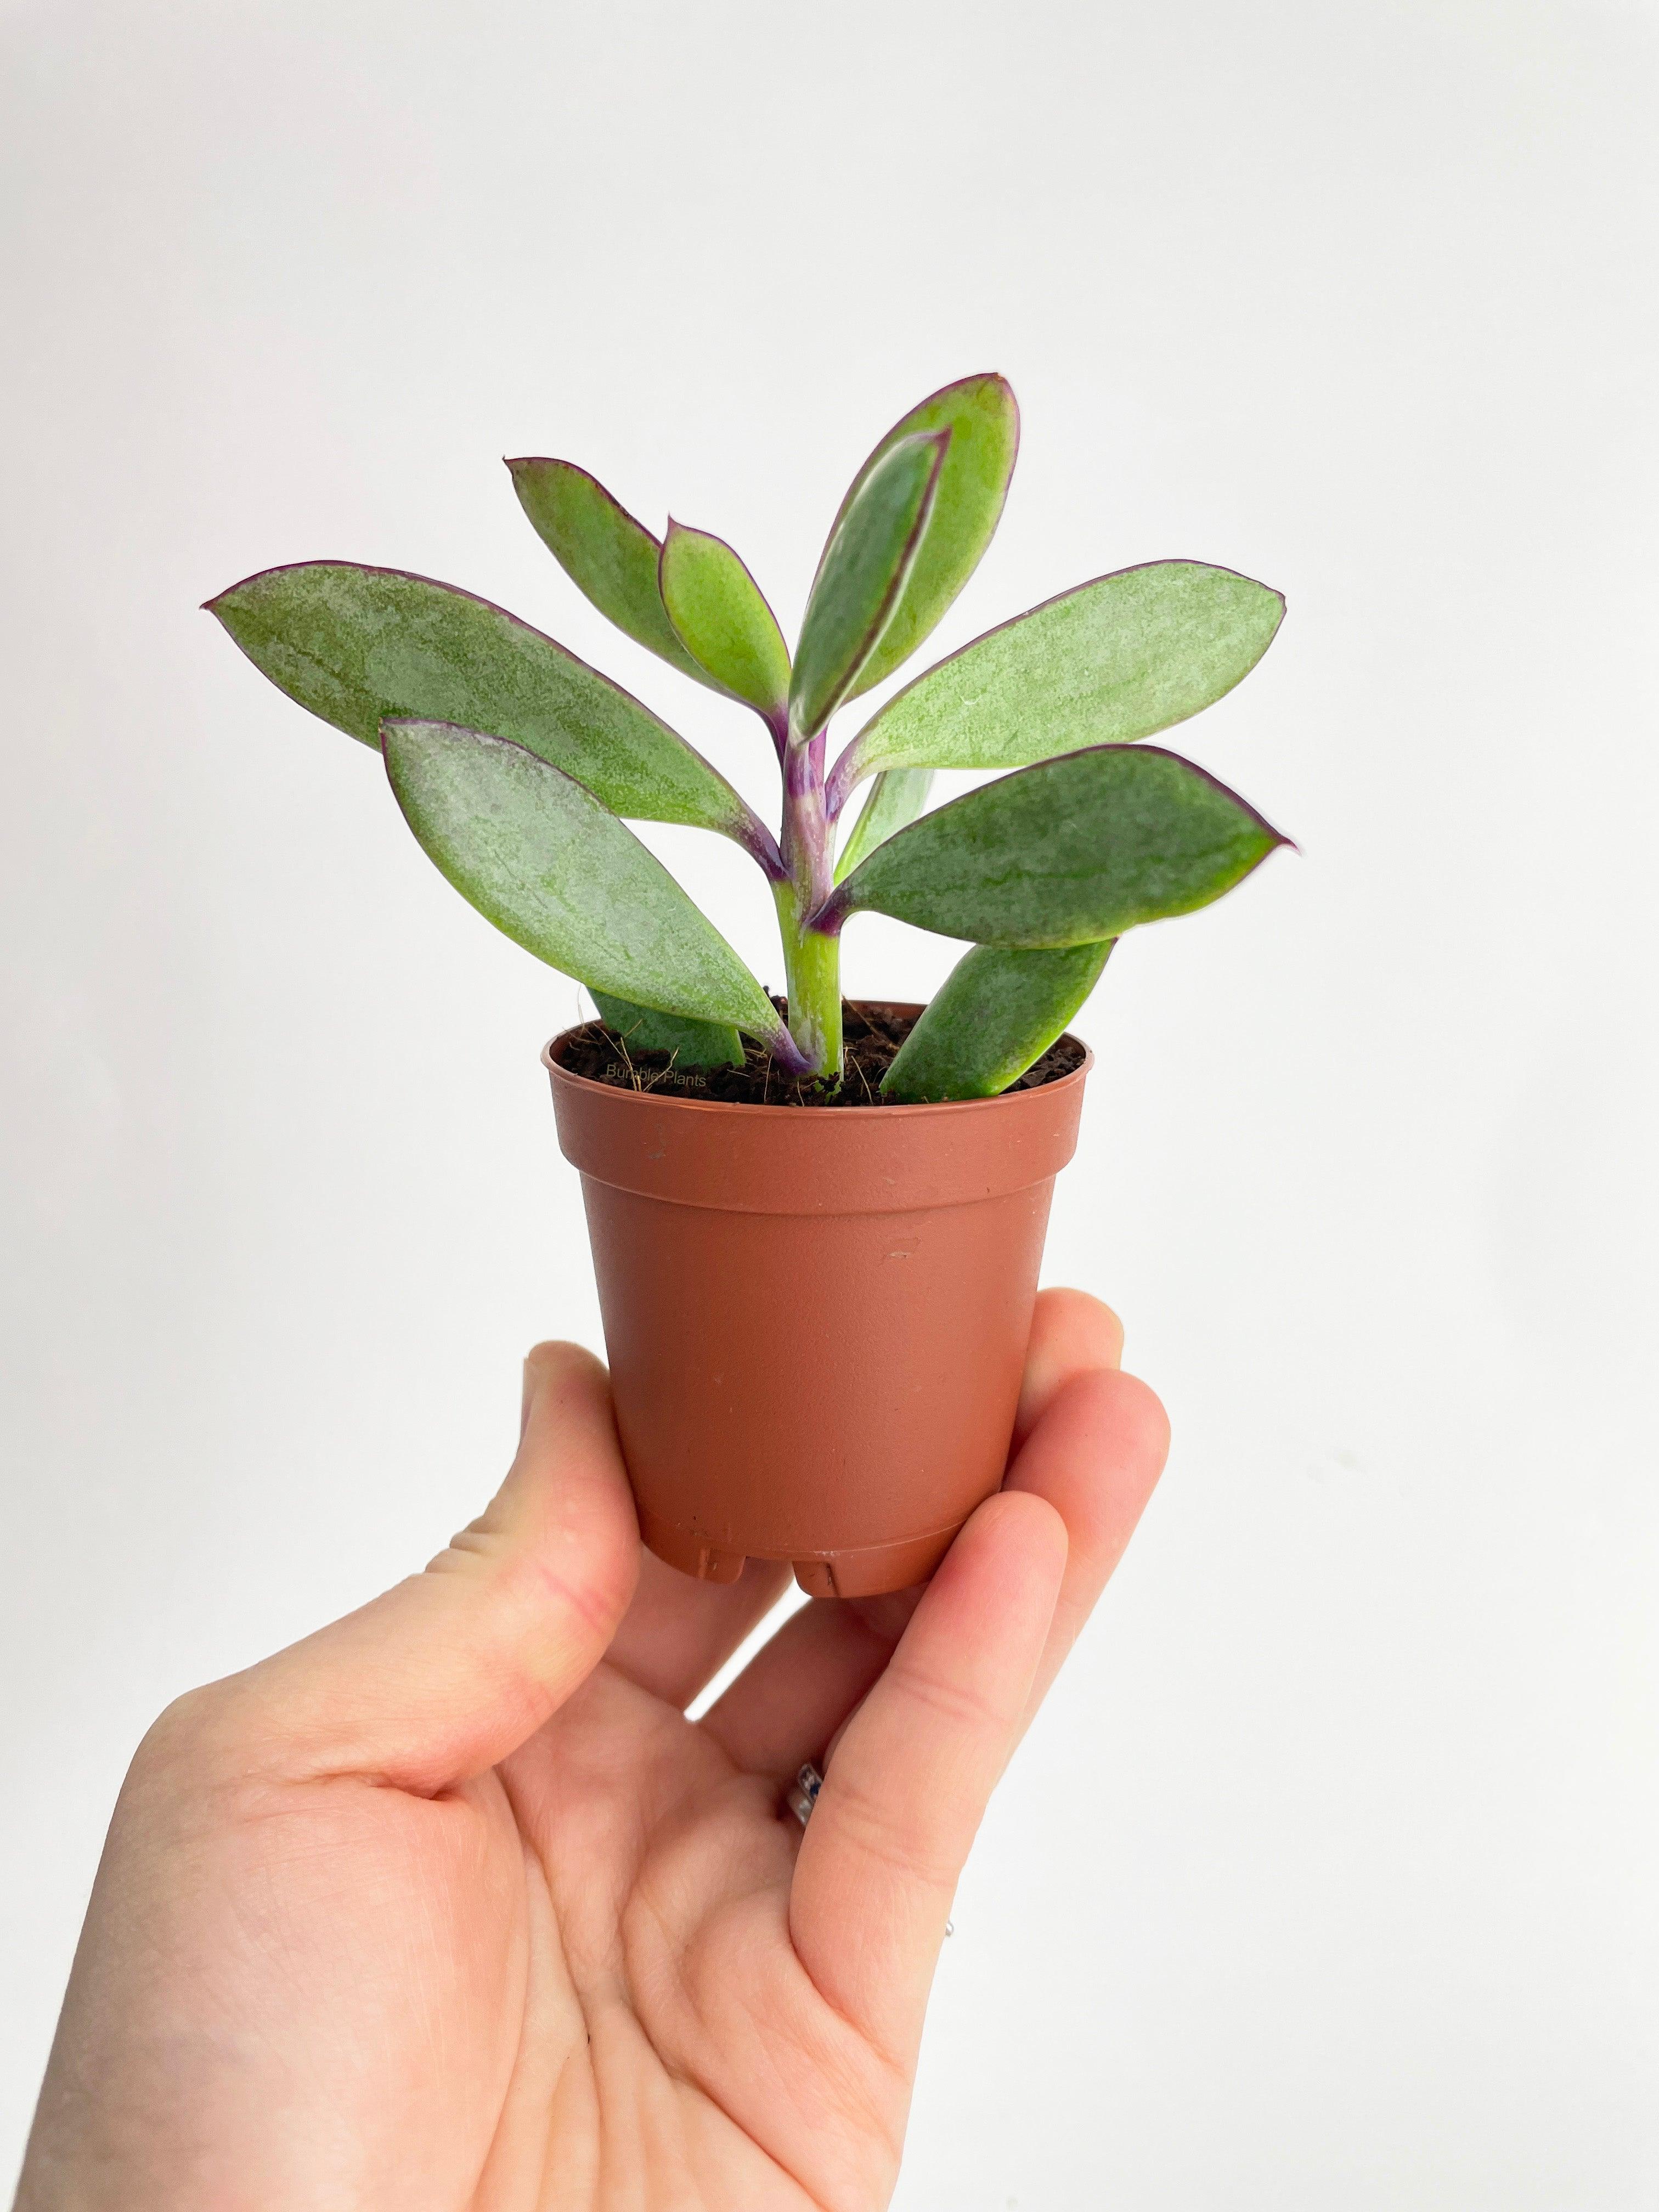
[657, 517, 690, 595]
[508, 454, 596, 493]
[201, 567, 270, 619]
[917, 367, 1018, 416]
[376, 710, 470, 763]
[376, 710, 419, 765]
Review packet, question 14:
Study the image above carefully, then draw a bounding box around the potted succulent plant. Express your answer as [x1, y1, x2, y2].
[208, 374, 1287, 1596]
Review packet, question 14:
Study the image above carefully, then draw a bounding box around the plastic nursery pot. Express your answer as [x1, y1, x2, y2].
[544, 1004, 1092, 1600]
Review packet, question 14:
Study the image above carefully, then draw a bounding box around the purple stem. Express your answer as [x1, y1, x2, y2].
[768, 1025, 813, 1077]
[782, 730, 833, 905]
[803, 878, 850, 936]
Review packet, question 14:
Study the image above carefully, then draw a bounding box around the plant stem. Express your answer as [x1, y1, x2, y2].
[777, 731, 842, 1080]
[775, 888, 842, 1077]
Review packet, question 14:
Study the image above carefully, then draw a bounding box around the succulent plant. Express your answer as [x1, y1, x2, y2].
[207, 375, 1288, 1099]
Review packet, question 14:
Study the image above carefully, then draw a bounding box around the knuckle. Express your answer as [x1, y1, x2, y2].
[890, 1657, 1010, 1736]
[127, 1680, 257, 1802]
[823, 1766, 957, 1893]
[426, 1519, 510, 1575]
[137, 1683, 225, 1765]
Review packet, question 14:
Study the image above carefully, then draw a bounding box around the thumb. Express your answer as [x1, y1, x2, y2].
[216, 1342, 640, 1793]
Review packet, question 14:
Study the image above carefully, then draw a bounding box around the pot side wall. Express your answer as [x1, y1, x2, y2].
[547, 1011, 1090, 1599]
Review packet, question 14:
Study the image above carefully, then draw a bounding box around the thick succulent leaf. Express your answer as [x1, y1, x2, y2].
[659, 521, 790, 724]
[833, 768, 935, 884]
[506, 458, 707, 685]
[789, 432, 947, 738]
[831, 373, 1019, 702]
[589, 989, 744, 1070]
[382, 719, 788, 1045]
[836, 561, 1285, 798]
[882, 941, 1113, 1102]
[832, 743, 1287, 947]
[207, 562, 758, 843]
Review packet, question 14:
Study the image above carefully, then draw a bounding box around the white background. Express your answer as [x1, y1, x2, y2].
[3, 1, 1656, 2202]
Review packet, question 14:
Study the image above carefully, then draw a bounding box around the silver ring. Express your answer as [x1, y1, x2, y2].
[786, 1761, 823, 1827]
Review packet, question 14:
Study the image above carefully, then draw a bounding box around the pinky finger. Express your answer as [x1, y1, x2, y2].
[786, 1489, 1067, 2067]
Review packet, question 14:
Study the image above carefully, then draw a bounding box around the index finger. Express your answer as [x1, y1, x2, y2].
[786, 1489, 1068, 2068]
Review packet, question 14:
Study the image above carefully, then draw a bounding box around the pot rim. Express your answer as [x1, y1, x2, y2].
[541, 1003, 1094, 1120]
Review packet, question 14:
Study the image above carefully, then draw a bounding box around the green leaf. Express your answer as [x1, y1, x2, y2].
[833, 743, 1288, 947]
[837, 562, 1285, 797]
[382, 718, 789, 1046]
[790, 432, 947, 738]
[659, 521, 791, 726]
[882, 941, 1113, 1102]
[506, 458, 707, 686]
[834, 768, 935, 884]
[207, 563, 765, 848]
[589, 990, 745, 1070]
[833, 373, 1020, 702]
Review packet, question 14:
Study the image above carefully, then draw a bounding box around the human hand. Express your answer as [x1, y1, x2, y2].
[16, 1290, 1167, 2212]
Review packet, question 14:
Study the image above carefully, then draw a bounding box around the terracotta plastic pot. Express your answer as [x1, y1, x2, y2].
[544, 1005, 1091, 1599]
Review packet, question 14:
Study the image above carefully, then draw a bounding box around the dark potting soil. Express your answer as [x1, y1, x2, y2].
[558, 998, 1087, 1108]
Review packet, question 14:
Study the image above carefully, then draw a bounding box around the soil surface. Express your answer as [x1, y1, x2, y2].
[557, 998, 1087, 1107]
